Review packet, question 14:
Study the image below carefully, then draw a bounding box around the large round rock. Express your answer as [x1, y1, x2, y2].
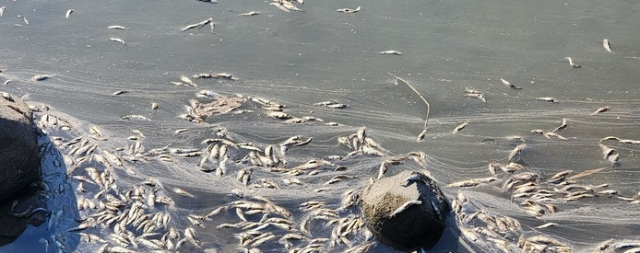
[359, 170, 450, 251]
[0, 93, 40, 200]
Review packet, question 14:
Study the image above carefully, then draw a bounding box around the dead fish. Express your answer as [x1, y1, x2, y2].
[500, 78, 522, 90]
[603, 38, 612, 53]
[452, 122, 468, 135]
[552, 118, 568, 132]
[281, 0, 303, 12]
[379, 50, 402, 55]
[464, 93, 486, 102]
[544, 132, 568, 140]
[31, 74, 51, 81]
[65, 9, 74, 19]
[564, 57, 581, 68]
[447, 179, 483, 188]
[326, 103, 348, 109]
[1, 92, 13, 102]
[389, 200, 421, 217]
[112, 90, 129, 96]
[269, 2, 290, 13]
[180, 75, 197, 87]
[173, 188, 195, 198]
[121, 115, 151, 121]
[336, 6, 361, 13]
[416, 128, 427, 142]
[108, 37, 127, 45]
[599, 143, 615, 160]
[537, 97, 558, 103]
[180, 18, 213, 32]
[240, 11, 260, 16]
[591, 106, 609, 115]
[18, 15, 29, 25]
[267, 111, 292, 119]
[508, 144, 526, 163]
[107, 25, 127, 30]
[212, 72, 238, 80]
[196, 90, 218, 98]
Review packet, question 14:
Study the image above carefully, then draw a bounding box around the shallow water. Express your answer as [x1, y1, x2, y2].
[1, 0, 640, 252]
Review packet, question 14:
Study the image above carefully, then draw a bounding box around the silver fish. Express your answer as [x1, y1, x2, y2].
[65, 9, 74, 19]
[107, 25, 127, 30]
[32, 74, 51, 81]
[591, 106, 609, 115]
[500, 78, 522, 90]
[537, 97, 558, 103]
[336, 6, 361, 13]
[240, 11, 260, 16]
[452, 122, 468, 135]
[108, 37, 127, 45]
[603, 38, 612, 53]
[379, 50, 402, 55]
[180, 18, 213, 32]
[112, 90, 129, 96]
[389, 200, 421, 217]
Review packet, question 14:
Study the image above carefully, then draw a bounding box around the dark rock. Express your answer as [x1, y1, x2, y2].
[359, 170, 450, 251]
[0, 93, 40, 201]
[0, 186, 47, 246]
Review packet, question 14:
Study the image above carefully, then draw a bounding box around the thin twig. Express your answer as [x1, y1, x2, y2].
[387, 72, 430, 141]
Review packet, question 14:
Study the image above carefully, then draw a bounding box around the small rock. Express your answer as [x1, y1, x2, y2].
[359, 170, 450, 251]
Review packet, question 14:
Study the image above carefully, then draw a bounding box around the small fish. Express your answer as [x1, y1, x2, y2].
[564, 57, 581, 68]
[552, 118, 568, 132]
[591, 106, 609, 115]
[464, 89, 483, 94]
[151, 102, 158, 110]
[240, 11, 260, 16]
[326, 103, 347, 109]
[196, 90, 217, 98]
[107, 25, 127, 30]
[464, 93, 486, 102]
[379, 50, 402, 55]
[281, 0, 303, 12]
[121, 115, 151, 121]
[108, 37, 127, 45]
[269, 2, 290, 13]
[603, 38, 612, 53]
[452, 122, 468, 135]
[390, 200, 421, 217]
[416, 128, 427, 142]
[537, 97, 558, 103]
[180, 18, 213, 32]
[173, 188, 195, 198]
[336, 6, 361, 14]
[500, 78, 522, 90]
[65, 9, 74, 19]
[599, 143, 615, 160]
[18, 15, 29, 25]
[180, 75, 197, 87]
[31, 74, 51, 81]
[1, 92, 13, 102]
[112, 90, 129, 96]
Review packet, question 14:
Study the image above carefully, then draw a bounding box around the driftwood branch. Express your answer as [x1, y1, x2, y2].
[387, 72, 430, 142]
